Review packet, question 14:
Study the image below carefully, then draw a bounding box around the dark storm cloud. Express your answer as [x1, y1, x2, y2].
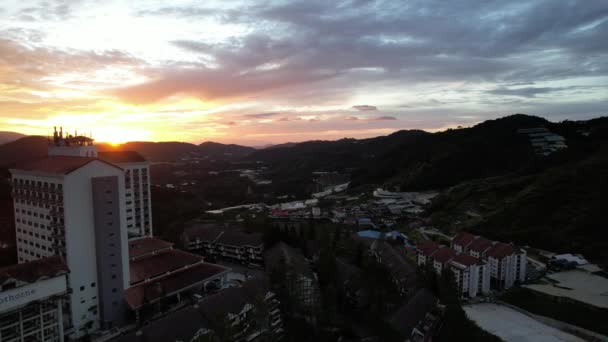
[115, 0, 608, 107]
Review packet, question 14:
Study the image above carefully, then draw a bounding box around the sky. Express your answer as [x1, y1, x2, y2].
[0, 0, 606, 145]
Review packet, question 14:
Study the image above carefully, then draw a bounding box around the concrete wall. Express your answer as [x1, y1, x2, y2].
[63, 160, 128, 338]
[92, 176, 126, 328]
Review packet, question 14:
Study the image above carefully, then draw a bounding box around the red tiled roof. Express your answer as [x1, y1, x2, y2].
[125, 262, 229, 310]
[452, 232, 476, 247]
[468, 237, 493, 253]
[432, 247, 456, 264]
[11, 156, 121, 175]
[98, 151, 147, 163]
[0, 256, 68, 283]
[417, 240, 440, 256]
[129, 237, 173, 259]
[450, 253, 480, 268]
[129, 249, 203, 285]
[486, 243, 515, 259]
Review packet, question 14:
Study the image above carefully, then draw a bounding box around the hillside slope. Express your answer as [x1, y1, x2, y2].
[248, 114, 549, 193]
[429, 143, 608, 266]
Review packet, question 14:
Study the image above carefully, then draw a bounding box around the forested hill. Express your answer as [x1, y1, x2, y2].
[248, 114, 556, 191]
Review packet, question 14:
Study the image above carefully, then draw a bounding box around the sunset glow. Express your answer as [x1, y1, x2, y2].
[1, 0, 606, 145]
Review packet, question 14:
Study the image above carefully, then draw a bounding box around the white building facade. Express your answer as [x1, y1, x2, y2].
[98, 152, 153, 238]
[10, 132, 131, 339]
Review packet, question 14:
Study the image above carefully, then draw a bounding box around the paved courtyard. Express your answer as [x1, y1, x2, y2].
[463, 303, 584, 342]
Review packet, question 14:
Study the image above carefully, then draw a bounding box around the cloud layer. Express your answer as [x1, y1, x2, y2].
[0, 0, 606, 144]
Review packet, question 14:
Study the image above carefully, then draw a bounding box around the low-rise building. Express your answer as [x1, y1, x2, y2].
[265, 242, 320, 316]
[198, 276, 283, 342]
[0, 256, 68, 342]
[389, 288, 437, 341]
[182, 224, 264, 268]
[370, 240, 417, 296]
[124, 237, 230, 323]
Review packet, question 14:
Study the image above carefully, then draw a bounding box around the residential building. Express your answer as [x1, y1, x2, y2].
[416, 240, 440, 266]
[8, 128, 229, 339]
[432, 247, 456, 274]
[98, 151, 152, 238]
[124, 237, 230, 322]
[114, 276, 282, 342]
[486, 243, 526, 289]
[11, 146, 130, 337]
[448, 254, 490, 298]
[0, 256, 68, 342]
[182, 224, 264, 267]
[265, 242, 320, 316]
[370, 240, 417, 296]
[389, 288, 438, 341]
[451, 231, 476, 253]
[198, 276, 283, 342]
[417, 232, 526, 293]
[467, 237, 493, 259]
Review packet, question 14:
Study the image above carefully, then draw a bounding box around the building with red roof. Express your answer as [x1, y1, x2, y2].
[468, 237, 494, 258]
[124, 239, 230, 321]
[451, 231, 476, 253]
[416, 240, 440, 267]
[415, 230, 526, 295]
[486, 242, 527, 289]
[432, 247, 457, 274]
[449, 254, 490, 298]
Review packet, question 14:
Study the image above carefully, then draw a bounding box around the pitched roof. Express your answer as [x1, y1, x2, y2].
[468, 237, 493, 253]
[197, 276, 271, 320]
[129, 237, 173, 259]
[0, 255, 68, 284]
[389, 288, 436, 337]
[129, 249, 203, 285]
[125, 262, 229, 310]
[417, 240, 440, 256]
[11, 156, 120, 175]
[432, 247, 456, 264]
[111, 306, 210, 342]
[452, 232, 476, 247]
[486, 242, 515, 259]
[450, 253, 481, 268]
[98, 151, 147, 163]
[265, 242, 314, 278]
[372, 241, 416, 286]
[184, 224, 263, 247]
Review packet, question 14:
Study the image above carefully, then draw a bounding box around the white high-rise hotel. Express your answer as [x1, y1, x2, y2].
[9, 128, 152, 339]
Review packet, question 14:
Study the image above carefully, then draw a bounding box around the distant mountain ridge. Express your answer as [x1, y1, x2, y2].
[0, 137, 257, 167]
[0, 131, 26, 145]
